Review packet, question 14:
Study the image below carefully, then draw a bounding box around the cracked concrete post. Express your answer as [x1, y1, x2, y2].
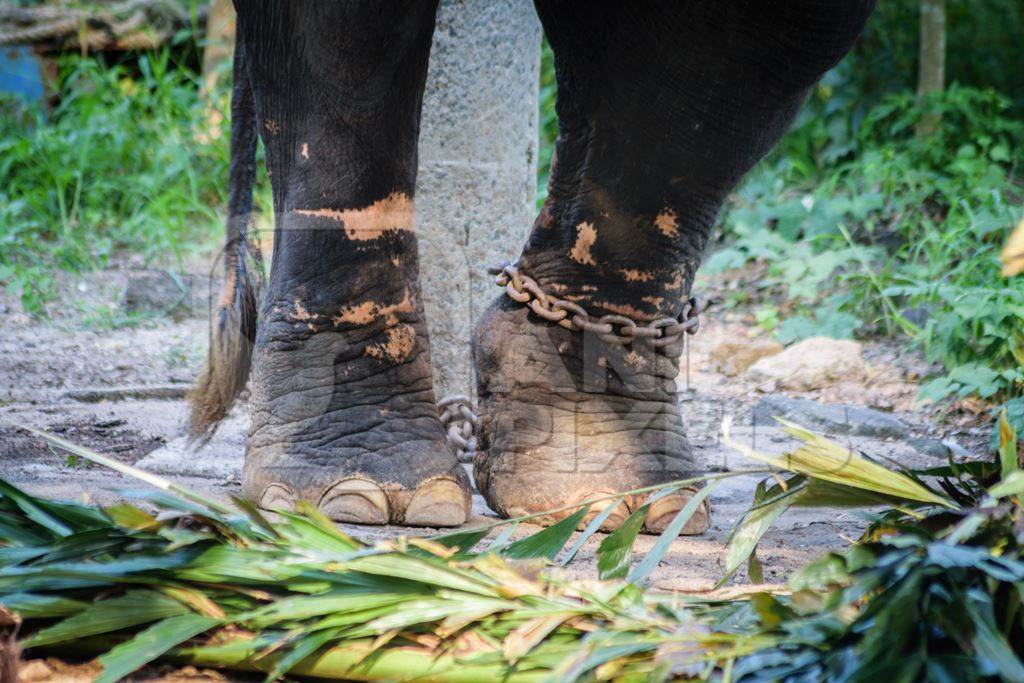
[416, 0, 541, 401]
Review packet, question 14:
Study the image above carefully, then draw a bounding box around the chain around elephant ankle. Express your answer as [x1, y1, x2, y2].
[489, 263, 701, 354]
[437, 266, 700, 460]
[437, 394, 478, 463]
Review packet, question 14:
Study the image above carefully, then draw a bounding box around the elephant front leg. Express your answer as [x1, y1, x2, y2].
[473, 206, 710, 534]
[246, 225, 470, 527]
[473, 0, 873, 532]
[235, 0, 469, 526]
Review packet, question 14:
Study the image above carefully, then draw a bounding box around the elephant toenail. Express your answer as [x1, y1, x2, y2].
[318, 478, 390, 525]
[644, 488, 710, 535]
[573, 490, 628, 531]
[258, 483, 296, 513]
[404, 478, 469, 527]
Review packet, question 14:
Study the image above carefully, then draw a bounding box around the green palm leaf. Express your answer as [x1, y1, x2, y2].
[96, 613, 221, 683]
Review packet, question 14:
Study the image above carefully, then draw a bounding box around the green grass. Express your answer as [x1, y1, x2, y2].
[0, 50, 236, 314]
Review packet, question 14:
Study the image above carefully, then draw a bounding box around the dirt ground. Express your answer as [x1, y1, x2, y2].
[0, 265, 993, 679]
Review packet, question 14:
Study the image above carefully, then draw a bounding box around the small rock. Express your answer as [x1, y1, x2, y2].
[753, 395, 909, 438]
[896, 355, 938, 382]
[122, 271, 192, 315]
[747, 337, 866, 390]
[900, 305, 930, 327]
[709, 337, 784, 377]
[869, 398, 894, 411]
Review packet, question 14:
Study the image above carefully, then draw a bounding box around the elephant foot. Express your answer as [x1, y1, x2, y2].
[244, 447, 470, 527]
[243, 312, 471, 527]
[472, 297, 709, 535]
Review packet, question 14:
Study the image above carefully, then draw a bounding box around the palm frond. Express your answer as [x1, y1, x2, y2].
[1, 421, 1020, 681]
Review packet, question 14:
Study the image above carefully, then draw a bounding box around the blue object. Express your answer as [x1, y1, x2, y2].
[0, 44, 45, 102]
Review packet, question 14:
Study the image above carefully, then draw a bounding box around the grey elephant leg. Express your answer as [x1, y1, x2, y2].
[473, 0, 874, 532]
[218, 1, 469, 526]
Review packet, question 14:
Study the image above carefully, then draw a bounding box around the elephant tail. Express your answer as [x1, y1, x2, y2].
[188, 36, 260, 442]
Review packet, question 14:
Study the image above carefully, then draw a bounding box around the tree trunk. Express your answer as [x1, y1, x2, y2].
[915, 0, 946, 137]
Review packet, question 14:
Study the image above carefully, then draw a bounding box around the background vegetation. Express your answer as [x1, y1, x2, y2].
[2, 49, 224, 309]
[2, 2, 1023, 436]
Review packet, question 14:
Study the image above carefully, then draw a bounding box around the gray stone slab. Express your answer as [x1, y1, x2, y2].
[754, 395, 909, 439]
[136, 436, 242, 481]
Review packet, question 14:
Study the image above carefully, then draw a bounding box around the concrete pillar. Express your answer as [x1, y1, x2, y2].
[416, 0, 541, 401]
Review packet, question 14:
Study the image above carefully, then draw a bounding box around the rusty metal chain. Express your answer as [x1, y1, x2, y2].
[488, 262, 701, 357]
[439, 263, 702, 460]
[438, 394, 478, 463]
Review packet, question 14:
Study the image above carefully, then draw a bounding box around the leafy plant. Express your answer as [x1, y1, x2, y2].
[0, 49, 271, 315]
[709, 85, 1024, 412]
[725, 412, 1024, 682]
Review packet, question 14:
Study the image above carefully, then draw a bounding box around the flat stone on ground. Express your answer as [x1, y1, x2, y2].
[121, 271, 193, 315]
[905, 435, 972, 460]
[63, 384, 188, 403]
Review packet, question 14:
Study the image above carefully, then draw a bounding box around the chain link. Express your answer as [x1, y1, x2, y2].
[438, 394, 478, 463]
[488, 262, 701, 355]
[439, 263, 703, 459]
